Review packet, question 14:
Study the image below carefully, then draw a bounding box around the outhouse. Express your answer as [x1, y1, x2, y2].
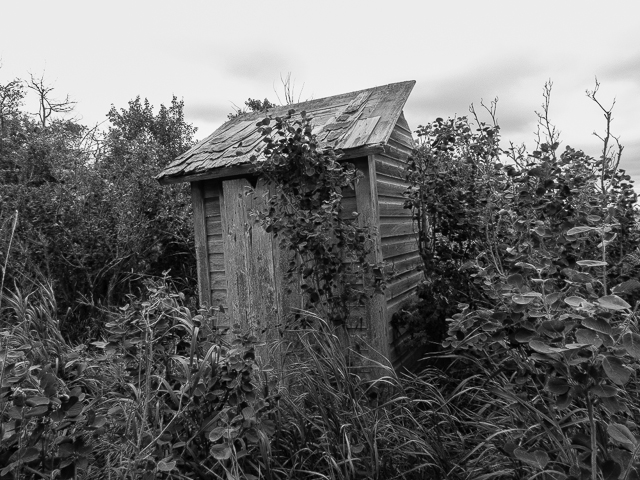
[157, 81, 423, 369]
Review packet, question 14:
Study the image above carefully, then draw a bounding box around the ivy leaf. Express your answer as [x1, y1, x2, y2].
[514, 448, 549, 468]
[581, 317, 612, 336]
[607, 423, 638, 447]
[602, 355, 631, 386]
[209, 427, 226, 442]
[26, 396, 50, 407]
[566, 226, 596, 235]
[612, 279, 640, 295]
[591, 384, 618, 398]
[623, 333, 640, 359]
[545, 292, 562, 305]
[157, 458, 177, 472]
[598, 295, 631, 311]
[19, 446, 41, 463]
[565, 296, 589, 308]
[529, 340, 566, 354]
[546, 377, 570, 395]
[576, 260, 608, 267]
[507, 273, 524, 288]
[575, 328, 603, 348]
[512, 294, 535, 305]
[211, 444, 232, 460]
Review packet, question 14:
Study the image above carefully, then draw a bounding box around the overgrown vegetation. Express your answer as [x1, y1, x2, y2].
[2, 70, 640, 479]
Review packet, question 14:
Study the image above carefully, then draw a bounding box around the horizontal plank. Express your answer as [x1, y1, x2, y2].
[380, 221, 416, 237]
[388, 130, 415, 152]
[384, 253, 422, 278]
[206, 217, 223, 236]
[209, 270, 227, 289]
[204, 197, 221, 217]
[386, 286, 420, 317]
[203, 181, 221, 199]
[381, 236, 419, 258]
[377, 176, 408, 197]
[208, 253, 225, 272]
[379, 202, 413, 218]
[207, 236, 224, 254]
[375, 156, 408, 180]
[386, 270, 423, 300]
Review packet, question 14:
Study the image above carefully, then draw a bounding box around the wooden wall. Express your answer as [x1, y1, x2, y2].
[372, 112, 423, 369]
[189, 111, 421, 371]
[203, 182, 227, 310]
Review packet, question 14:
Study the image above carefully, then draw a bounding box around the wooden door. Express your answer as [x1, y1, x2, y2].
[220, 177, 282, 358]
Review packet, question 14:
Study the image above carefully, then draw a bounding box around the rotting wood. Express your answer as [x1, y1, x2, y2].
[191, 182, 211, 307]
[340, 116, 381, 149]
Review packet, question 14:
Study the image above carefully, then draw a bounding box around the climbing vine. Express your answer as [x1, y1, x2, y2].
[250, 109, 382, 328]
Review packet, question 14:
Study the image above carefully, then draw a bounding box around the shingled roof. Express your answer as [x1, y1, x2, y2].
[157, 80, 415, 184]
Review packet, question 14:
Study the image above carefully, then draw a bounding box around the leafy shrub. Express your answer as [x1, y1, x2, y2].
[438, 84, 640, 479]
[1, 278, 277, 480]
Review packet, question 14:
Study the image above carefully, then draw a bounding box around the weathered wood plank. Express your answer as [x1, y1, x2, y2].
[207, 237, 224, 255]
[387, 138, 413, 158]
[380, 221, 415, 238]
[384, 252, 422, 278]
[375, 154, 409, 180]
[204, 197, 221, 217]
[387, 286, 419, 317]
[340, 116, 381, 149]
[208, 253, 225, 272]
[221, 178, 252, 327]
[389, 115, 415, 150]
[376, 175, 408, 197]
[355, 156, 390, 366]
[385, 270, 423, 300]
[381, 235, 419, 258]
[248, 178, 281, 363]
[191, 182, 211, 307]
[210, 289, 227, 307]
[209, 271, 227, 289]
[203, 182, 219, 199]
[379, 201, 413, 218]
[206, 217, 223, 236]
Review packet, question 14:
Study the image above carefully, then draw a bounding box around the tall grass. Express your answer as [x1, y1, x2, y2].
[1, 277, 565, 479]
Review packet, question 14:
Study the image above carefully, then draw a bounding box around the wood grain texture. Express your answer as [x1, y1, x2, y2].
[385, 270, 423, 301]
[381, 235, 419, 258]
[191, 182, 211, 307]
[221, 178, 252, 327]
[355, 156, 390, 367]
[247, 179, 281, 363]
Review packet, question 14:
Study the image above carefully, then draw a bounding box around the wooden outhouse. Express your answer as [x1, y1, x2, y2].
[157, 81, 423, 369]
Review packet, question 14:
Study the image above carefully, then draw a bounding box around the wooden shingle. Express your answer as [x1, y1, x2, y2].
[157, 80, 415, 184]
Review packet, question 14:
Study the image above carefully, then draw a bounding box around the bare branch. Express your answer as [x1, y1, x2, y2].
[27, 72, 76, 127]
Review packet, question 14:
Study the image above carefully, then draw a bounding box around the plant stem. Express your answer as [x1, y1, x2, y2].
[0, 210, 19, 312]
[586, 394, 598, 480]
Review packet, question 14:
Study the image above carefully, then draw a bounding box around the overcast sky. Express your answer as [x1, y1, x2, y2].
[1, 0, 639, 187]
